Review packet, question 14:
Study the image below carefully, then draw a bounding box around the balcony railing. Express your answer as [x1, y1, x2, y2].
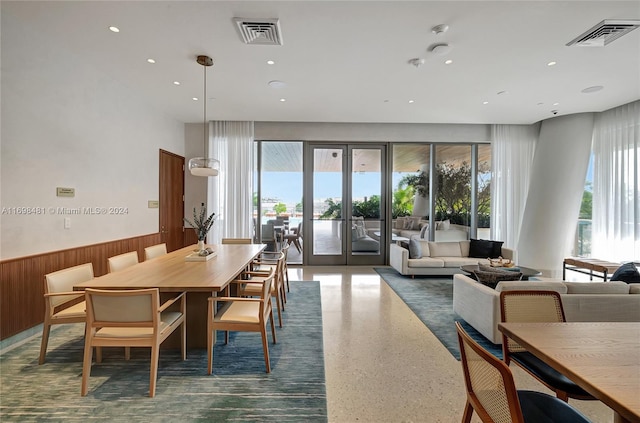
[574, 219, 592, 257]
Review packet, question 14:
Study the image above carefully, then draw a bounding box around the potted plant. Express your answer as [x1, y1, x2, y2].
[184, 205, 216, 252]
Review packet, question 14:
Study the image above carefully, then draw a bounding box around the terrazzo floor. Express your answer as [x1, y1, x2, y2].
[294, 265, 614, 423]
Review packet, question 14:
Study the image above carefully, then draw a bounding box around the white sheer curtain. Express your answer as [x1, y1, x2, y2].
[490, 124, 539, 254]
[206, 121, 255, 243]
[592, 100, 639, 262]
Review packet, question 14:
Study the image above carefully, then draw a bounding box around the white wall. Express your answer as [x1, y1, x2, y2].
[517, 113, 594, 277]
[0, 12, 184, 260]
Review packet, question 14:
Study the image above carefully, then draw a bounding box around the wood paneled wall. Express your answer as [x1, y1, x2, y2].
[0, 233, 162, 340]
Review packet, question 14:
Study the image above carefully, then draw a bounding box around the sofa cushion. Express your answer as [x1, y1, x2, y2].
[428, 241, 462, 257]
[469, 238, 503, 259]
[563, 281, 630, 294]
[409, 238, 422, 259]
[407, 257, 445, 268]
[630, 284, 640, 294]
[496, 281, 568, 294]
[443, 257, 482, 268]
[610, 262, 640, 283]
[436, 219, 450, 230]
[352, 226, 367, 240]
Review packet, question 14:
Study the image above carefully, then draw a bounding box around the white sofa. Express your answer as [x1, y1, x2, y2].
[453, 273, 640, 344]
[390, 240, 514, 277]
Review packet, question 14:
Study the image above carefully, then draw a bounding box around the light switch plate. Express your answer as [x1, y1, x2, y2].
[148, 201, 159, 208]
[57, 187, 75, 197]
[64, 217, 71, 229]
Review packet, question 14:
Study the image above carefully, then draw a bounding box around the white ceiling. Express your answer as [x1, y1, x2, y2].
[4, 1, 640, 125]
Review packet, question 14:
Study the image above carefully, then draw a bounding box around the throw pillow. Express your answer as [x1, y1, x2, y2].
[409, 238, 422, 259]
[419, 224, 429, 239]
[490, 241, 504, 258]
[405, 220, 415, 230]
[473, 269, 523, 289]
[469, 239, 494, 258]
[610, 262, 640, 283]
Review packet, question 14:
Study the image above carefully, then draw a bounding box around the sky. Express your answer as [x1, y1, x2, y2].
[261, 171, 409, 205]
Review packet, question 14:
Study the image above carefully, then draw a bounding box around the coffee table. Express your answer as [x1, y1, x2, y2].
[460, 264, 541, 281]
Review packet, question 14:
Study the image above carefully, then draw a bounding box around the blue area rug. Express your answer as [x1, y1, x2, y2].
[0, 281, 327, 422]
[375, 267, 502, 360]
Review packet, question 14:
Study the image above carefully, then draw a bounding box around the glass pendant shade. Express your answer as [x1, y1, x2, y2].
[189, 157, 220, 176]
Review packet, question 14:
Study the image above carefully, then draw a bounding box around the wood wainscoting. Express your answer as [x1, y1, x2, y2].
[0, 233, 162, 340]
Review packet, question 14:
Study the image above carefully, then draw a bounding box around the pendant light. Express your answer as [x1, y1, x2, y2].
[188, 55, 220, 177]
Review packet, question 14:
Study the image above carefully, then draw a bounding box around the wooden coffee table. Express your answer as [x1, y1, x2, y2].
[460, 264, 541, 281]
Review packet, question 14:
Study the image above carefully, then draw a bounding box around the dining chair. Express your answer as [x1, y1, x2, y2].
[261, 223, 277, 251]
[107, 251, 139, 273]
[240, 251, 286, 327]
[499, 290, 594, 401]
[144, 243, 167, 260]
[81, 288, 186, 397]
[252, 243, 290, 297]
[283, 221, 303, 253]
[39, 263, 94, 365]
[456, 322, 592, 423]
[221, 238, 253, 244]
[207, 268, 277, 374]
[107, 251, 141, 360]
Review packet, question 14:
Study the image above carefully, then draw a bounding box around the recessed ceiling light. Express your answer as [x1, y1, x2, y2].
[173, 81, 180, 85]
[192, 97, 198, 101]
[109, 26, 120, 33]
[483, 101, 489, 105]
[267, 60, 275, 65]
[553, 102, 560, 106]
[547, 61, 557, 66]
[444, 59, 453, 65]
[279, 98, 286, 102]
[147, 58, 156, 64]
[581, 85, 604, 93]
[268, 80, 287, 89]
[408, 100, 415, 104]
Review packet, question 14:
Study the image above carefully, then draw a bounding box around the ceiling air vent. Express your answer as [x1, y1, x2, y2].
[566, 19, 640, 47]
[234, 18, 283, 45]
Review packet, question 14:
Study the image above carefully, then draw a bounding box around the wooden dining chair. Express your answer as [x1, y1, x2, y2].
[107, 251, 139, 273]
[144, 243, 167, 260]
[207, 268, 277, 374]
[253, 243, 290, 297]
[81, 288, 186, 397]
[39, 263, 94, 365]
[239, 251, 286, 327]
[456, 322, 592, 423]
[499, 290, 594, 402]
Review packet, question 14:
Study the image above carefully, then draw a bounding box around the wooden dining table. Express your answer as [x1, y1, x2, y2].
[498, 322, 640, 423]
[74, 243, 266, 348]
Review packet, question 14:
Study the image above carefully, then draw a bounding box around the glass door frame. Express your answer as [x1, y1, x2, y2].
[304, 143, 388, 266]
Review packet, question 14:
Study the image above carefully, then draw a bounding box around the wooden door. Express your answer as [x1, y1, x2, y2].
[159, 150, 185, 252]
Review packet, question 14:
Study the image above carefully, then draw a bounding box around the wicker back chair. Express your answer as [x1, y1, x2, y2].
[499, 291, 594, 401]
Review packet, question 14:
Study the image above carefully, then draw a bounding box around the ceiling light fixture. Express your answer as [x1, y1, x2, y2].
[408, 58, 425, 68]
[147, 58, 156, 64]
[109, 26, 120, 33]
[431, 24, 449, 35]
[408, 100, 415, 104]
[188, 55, 220, 177]
[547, 61, 557, 66]
[444, 59, 453, 65]
[429, 43, 452, 56]
[173, 81, 180, 85]
[483, 101, 489, 105]
[582, 85, 604, 93]
[267, 60, 275, 65]
[279, 98, 286, 102]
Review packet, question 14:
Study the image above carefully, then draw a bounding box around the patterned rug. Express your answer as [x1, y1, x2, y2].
[375, 267, 502, 360]
[0, 281, 327, 422]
